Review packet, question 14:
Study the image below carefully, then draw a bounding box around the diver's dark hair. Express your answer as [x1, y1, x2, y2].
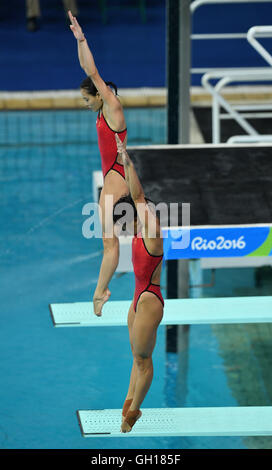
[113, 194, 137, 225]
[113, 194, 157, 225]
[80, 76, 118, 96]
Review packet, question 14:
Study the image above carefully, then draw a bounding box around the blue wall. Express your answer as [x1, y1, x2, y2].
[0, 0, 272, 91]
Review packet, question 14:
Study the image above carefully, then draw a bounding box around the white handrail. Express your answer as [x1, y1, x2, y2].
[191, 0, 272, 14]
[190, 1, 272, 74]
[201, 68, 272, 80]
[191, 33, 247, 39]
[227, 135, 272, 143]
[191, 66, 271, 73]
[201, 69, 272, 142]
[190, 1, 272, 143]
[247, 26, 272, 66]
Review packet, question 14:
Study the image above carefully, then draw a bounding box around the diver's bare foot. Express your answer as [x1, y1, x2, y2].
[93, 288, 111, 316]
[121, 410, 142, 433]
[122, 398, 133, 424]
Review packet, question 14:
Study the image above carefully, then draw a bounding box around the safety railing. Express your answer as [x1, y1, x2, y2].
[247, 25, 272, 66]
[227, 134, 272, 143]
[191, 0, 272, 13]
[191, 1, 272, 143]
[190, 0, 272, 75]
[201, 66, 272, 143]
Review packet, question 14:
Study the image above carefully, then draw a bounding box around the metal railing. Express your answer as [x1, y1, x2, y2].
[201, 66, 272, 143]
[227, 134, 272, 143]
[190, 0, 272, 74]
[247, 25, 272, 66]
[191, 1, 272, 143]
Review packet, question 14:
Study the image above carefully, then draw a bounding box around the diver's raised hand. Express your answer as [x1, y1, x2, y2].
[68, 10, 85, 41]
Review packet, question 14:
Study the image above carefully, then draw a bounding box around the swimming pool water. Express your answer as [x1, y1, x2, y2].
[1, 108, 271, 449]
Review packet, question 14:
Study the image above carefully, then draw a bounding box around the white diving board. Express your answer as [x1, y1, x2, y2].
[76, 406, 272, 438]
[49, 296, 272, 327]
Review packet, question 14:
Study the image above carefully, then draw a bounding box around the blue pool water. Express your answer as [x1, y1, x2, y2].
[0, 107, 259, 449]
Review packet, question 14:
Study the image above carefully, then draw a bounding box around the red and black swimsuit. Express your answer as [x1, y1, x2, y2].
[132, 231, 164, 312]
[96, 111, 127, 179]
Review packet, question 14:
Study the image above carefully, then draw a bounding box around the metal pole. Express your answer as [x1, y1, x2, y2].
[166, 0, 180, 145]
[166, 0, 191, 144]
[166, 0, 179, 354]
[166, 2, 191, 399]
[178, 0, 191, 144]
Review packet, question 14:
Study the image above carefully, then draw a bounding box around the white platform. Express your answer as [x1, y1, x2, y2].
[92, 170, 133, 272]
[49, 296, 272, 327]
[92, 171, 103, 204]
[201, 256, 272, 269]
[76, 406, 272, 437]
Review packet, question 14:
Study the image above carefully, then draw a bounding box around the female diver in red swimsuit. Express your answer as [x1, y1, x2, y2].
[69, 11, 128, 316]
[114, 135, 164, 433]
